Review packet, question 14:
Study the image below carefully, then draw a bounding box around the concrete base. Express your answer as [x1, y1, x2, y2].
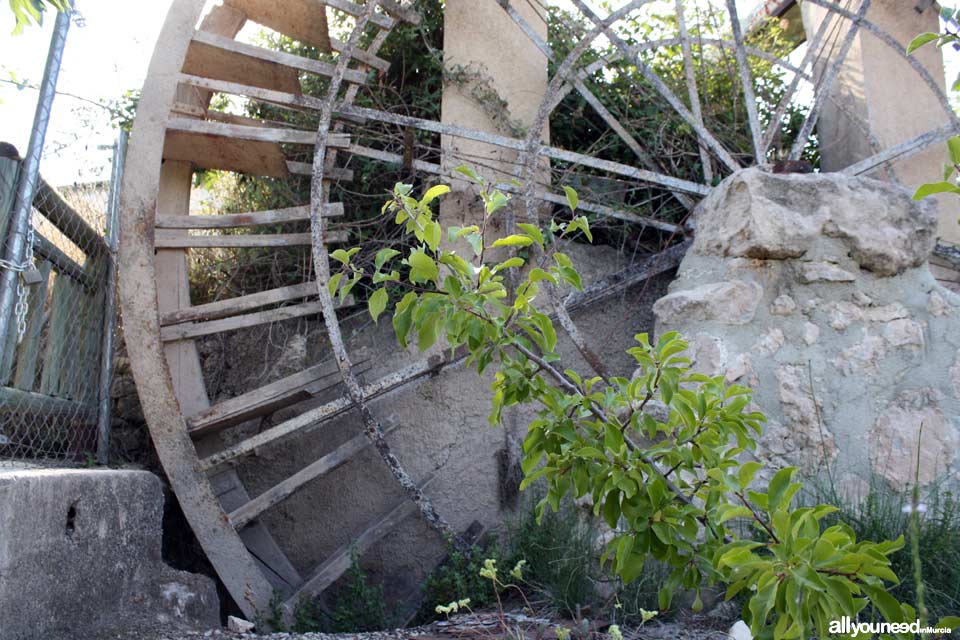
[0, 468, 219, 640]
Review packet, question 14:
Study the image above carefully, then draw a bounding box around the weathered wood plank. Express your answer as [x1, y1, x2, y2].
[163, 130, 291, 178]
[224, 0, 331, 52]
[34, 178, 109, 256]
[187, 356, 370, 438]
[200, 355, 451, 470]
[155, 203, 343, 229]
[154, 230, 346, 248]
[33, 233, 96, 288]
[228, 423, 397, 529]
[161, 281, 321, 326]
[166, 117, 350, 147]
[283, 494, 420, 612]
[161, 300, 326, 342]
[13, 261, 51, 391]
[322, 0, 395, 28]
[287, 161, 353, 182]
[0, 385, 97, 422]
[178, 73, 325, 113]
[192, 31, 369, 85]
[183, 40, 302, 96]
[329, 38, 391, 72]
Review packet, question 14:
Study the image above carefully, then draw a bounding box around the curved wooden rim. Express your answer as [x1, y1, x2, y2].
[117, 0, 274, 619]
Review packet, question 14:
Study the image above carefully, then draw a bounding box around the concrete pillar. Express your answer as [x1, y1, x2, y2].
[440, 0, 549, 251]
[800, 0, 957, 254]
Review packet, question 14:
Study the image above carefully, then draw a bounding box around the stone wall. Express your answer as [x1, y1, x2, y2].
[654, 168, 960, 493]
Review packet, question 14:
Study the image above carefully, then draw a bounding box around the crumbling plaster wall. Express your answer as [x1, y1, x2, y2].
[654, 168, 960, 494]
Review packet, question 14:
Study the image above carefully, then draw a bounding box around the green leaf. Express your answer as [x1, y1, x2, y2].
[491, 234, 534, 248]
[528, 268, 557, 285]
[368, 288, 388, 323]
[393, 292, 417, 348]
[913, 181, 960, 200]
[767, 467, 798, 512]
[562, 185, 579, 211]
[408, 250, 439, 284]
[420, 184, 451, 206]
[717, 505, 754, 524]
[949, 136, 960, 165]
[454, 165, 480, 182]
[937, 617, 960, 631]
[374, 248, 401, 270]
[906, 31, 939, 54]
[327, 272, 343, 296]
[737, 461, 763, 490]
[330, 248, 356, 265]
[466, 232, 483, 257]
[424, 220, 442, 252]
[517, 223, 545, 248]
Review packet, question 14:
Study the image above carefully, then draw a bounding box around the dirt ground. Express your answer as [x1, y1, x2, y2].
[110, 609, 736, 640]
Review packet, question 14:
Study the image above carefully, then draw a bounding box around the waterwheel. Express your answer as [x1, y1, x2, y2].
[119, 0, 958, 621]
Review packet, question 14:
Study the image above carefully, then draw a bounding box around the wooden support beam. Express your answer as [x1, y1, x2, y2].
[187, 356, 369, 438]
[283, 497, 418, 610]
[155, 204, 342, 230]
[0, 385, 97, 423]
[166, 118, 350, 147]
[154, 230, 346, 248]
[34, 178, 109, 255]
[228, 423, 396, 529]
[224, 0, 332, 52]
[33, 234, 96, 289]
[192, 31, 369, 85]
[161, 300, 326, 342]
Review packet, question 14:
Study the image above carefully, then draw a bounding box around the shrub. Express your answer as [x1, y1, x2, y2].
[334, 174, 960, 639]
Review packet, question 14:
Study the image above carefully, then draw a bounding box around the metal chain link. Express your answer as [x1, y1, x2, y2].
[0, 220, 36, 343]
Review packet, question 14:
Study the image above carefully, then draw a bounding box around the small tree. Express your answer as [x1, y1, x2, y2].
[332, 172, 959, 639]
[7, 0, 70, 35]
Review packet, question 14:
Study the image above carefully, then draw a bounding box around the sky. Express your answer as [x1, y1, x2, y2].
[0, 0, 953, 186]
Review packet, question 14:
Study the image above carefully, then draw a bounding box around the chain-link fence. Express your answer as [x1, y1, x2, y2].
[0, 7, 122, 466]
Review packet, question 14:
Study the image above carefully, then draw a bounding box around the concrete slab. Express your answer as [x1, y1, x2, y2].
[0, 468, 219, 640]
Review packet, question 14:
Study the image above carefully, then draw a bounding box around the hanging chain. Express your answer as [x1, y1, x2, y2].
[0, 219, 36, 343]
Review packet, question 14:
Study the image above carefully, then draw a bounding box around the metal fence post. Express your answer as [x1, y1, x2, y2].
[95, 130, 126, 465]
[0, 6, 73, 364]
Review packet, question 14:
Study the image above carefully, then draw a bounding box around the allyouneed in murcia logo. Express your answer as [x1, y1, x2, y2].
[829, 617, 953, 637]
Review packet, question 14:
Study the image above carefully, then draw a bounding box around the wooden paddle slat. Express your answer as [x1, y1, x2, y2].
[183, 39, 303, 96]
[162, 299, 327, 342]
[187, 355, 369, 438]
[164, 130, 291, 177]
[224, 0, 332, 52]
[283, 495, 421, 613]
[166, 118, 350, 147]
[191, 31, 369, 85]
[155, 203, 343, 230]
[161, 281, 322, 326]
[228, 423, 397, 529]
[154, 229, 346, 248]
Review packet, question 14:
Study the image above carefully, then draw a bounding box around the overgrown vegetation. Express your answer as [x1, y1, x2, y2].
[808, 476, 960, 623]
[329, 174, 960, 639]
